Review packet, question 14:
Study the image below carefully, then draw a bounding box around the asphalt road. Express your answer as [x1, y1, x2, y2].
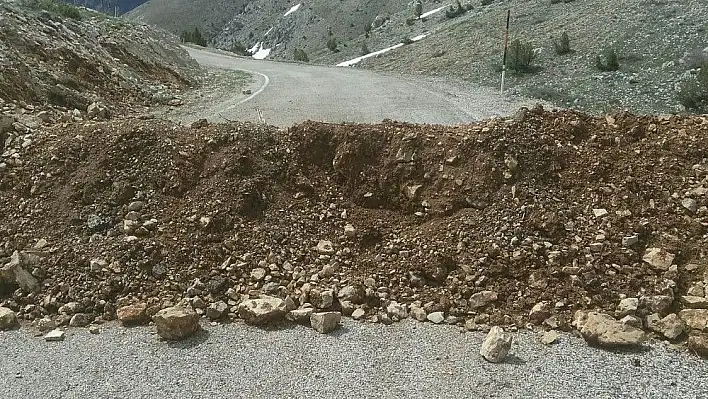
[1, 319, 706, 399]
[176, 46, 539, 127]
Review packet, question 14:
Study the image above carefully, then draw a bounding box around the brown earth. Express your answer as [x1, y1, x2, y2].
[1, 107, 708, 340]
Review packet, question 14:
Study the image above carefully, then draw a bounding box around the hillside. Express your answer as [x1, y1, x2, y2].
[129, 0, 708, 115]
[60, 0, 147, 15]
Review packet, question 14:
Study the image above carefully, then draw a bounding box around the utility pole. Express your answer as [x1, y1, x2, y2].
[500, 9, 510, 94]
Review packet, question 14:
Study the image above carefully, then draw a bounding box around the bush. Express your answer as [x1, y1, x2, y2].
[230, 41, 247, 55]
[481, 0, 493, 5]
[596, 48, 620, 71]
[293, 48, 309, 62]
[678, 62, 708, 112]
[181, 27, 207, 47]
[327, 36, 338, 52]
[402, 37, 414, 45]
[414, 0, 423, 17]
[406, 18, 416, 26]
[507, 39, 536, 72]
[554, 31, 571, 55]
[24, 0, 82, 20]
[361, 42, 370, 55]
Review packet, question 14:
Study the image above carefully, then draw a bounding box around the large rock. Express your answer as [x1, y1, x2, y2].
[577, 311, 645, 348]
[469, 291, 498, 308]
[238, 296, 287, 325]
[386, 301, 408, 320]
[681, 295, 708, 309]
[310, 289, 334, 309]
[0, 251, 40, 293]
[116, 303, 148, 325]
[287, 308, 314, 324]
[338, 285, 365, 304]
[688, 332, 708, 358]
[646, 313, 685, 340]
[616, 297, 639, 317]
[480, 326, 513, 363]
[0, 307, 19, 330]
[529, 301, 551, 324]
[310, 311, 341, 333]
[678, 309, 708, 331]
[153, 307, 200, 340]
[206, 301, 228, 320]
[642, 248, 675, 270]
[427, 311, 444, 324]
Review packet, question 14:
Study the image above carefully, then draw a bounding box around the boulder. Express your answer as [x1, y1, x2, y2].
[678, 309, 708, 331]
[480, 326, 513, 363]
[238, 296, 287, 325]
[287, 308, 314, 324]
[577, 311, 645, 348]
[153, 307, 200, 340]
[681, 295, 708, 309]
[529, 301, 551, 324]
[116, 303, 148, 325]
[0, 307, 19, 330]
[616, 297, 639, 317]
[410, 306, 427, 322]
[69, 313, 91, 327]
[688, 332, 708, 358]
[386, 301, 408, 320]
[427, 311, 445, 324]
[647, 313, 685, 340]
[338, 285, 365, 304]
[642, 248, 675, 271]
[310, 289, 334, 309]
[310, 311, 341, 333]
[351, 308, 366, 320]
[206, 301, 228, 320]
[469, 291, 498, 308]
[1, 251, 40, 293]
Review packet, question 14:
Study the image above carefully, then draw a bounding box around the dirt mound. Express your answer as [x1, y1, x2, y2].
[1, 108, 708, 340]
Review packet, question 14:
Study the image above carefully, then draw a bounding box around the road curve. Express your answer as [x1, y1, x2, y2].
[182, 46, 537, 127]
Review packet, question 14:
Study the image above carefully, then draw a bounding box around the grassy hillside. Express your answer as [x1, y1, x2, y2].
[129, 0, 708, 114]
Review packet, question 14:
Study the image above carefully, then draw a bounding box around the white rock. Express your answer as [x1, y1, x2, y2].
[469, 290, 498, 308]
[238, 296, 286, 325]
[153, 306, 200, 340]
[386, 301, 408, 320]
[681, 198, 698, 213]
[316, 240, 334, 255]
[310, 312, 341, 333]
[44, 329, 65, 342]
[593, 208, 608, 218]
[351, 308, 366, 320]
[250, 267, 266, 281]
[616, 297, 639, 317]
[410, 306, 427, 322]
[344, 224, 356, 238]
[0, 307, 19, 330]
[539, 330, 560, 345]
[642, 248, 675, 271]
[427, 311, 444, 324]
[577, 311, 645, 347]
[480, 326, 513, 362]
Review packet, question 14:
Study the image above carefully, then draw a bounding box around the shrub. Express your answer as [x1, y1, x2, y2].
[596, 48, 620, 71]
[181, 27, 207, 47]
[507, 39, 536, 72]
[406, 18, 416, 26]
[293, 48, 309, 62]
[402, 37, 414, 45]
[230, 41, 247, 55]
[327, 36, 338, 52]
[445, 0, 471, 18]
[24, 0, 82, 20]
[553, 31, 571, 55]
[481, 0, 493, 5]
[361, 42, 370, 55]
[414, 0, 423, 17]
[678, 62, 708, 112]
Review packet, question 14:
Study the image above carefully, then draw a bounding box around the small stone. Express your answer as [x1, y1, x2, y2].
[88, 326, 100, 334]
[578, 311, 645, 348]
[619, 315, 643, 329]
[539, 330, 560, 345]
[681, 198, 698, 213]
[36, 317, 56, 332]
[529, 301, 551, 324]
[310, 289, 334, 309]
[238, 296, 287, 325]
[287, 308, 314, 324]
[316, 240, 334, 255]
[386, 301, 408, 320]
[0, 307, 19, 330]
[622, 235, 639, 247]
[127, 201, 145, 211]
[469, 290, 498, 308]
[464, 319, 480, 331]
[344, 224, 356, 238]
[206, 301, 228, 320]
[250, 267, 266, 281]
[310, 312, 341, 333]
[410, 306, 427, 322]
[687, 283, 705, 298]
[480, 326, 513, 363]
[593, 208, 608, 218]
[616, 297, 639, 317]
[44, 329, 65, 342]
[153, 307, 200, 341]
[589, 242, 603, 253]
[117, 303, 148, 325]
[427, 311, 444, 324]
[351, 308, 366, 320]
[338, 285, 365, 304]
[69, 313, 90, 327]
[688, 332, 708, 358]
[640, 295, 673, 315]
[642, 248, 675, 271]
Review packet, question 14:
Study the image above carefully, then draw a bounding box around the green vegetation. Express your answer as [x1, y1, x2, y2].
[23, 0, 82, 20]
[554, 31, 571, 55]
[507, 39, 537, 72]
[293, 48, 310, 62]
[596, 48, 620, 71]
[361, 42, 370, 56]
[230, 41, 247, 55]
[181, 27, 207, 47]
[414, 0, 423, 18]
[402, 37, 414, 45]
[327, 36, 338, 52]
[678, 62, 708, 112]
[481, 0, 494, 5]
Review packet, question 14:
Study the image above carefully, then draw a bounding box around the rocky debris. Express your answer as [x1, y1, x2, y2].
[688, 332, 708, 358]
[153, 307, 200, 341]
[480, 326, 513, 363]
[206, 301, 228, 320]
[410, 306, 427, 322]
[310, 289, 334, 310]
[287, 308, 314, 324]
[69, 313, 91, 327]
[616, 297, 639, 317]
[469, 290, 498, 308]
[642, 248, 675, 271]
[238, 296, 287, 325]
[87, 102, 109, 120]
[44, 329, 65, 342]
[0, 307, 19, 330]
[539, 330, 560, 345]
[351, 308, 366, 320]
[386, 301, 408, 320]
[89, 325, 100, 334]
[678, 309, 708, 331]
[1, 251, 40, 293]
[681, 296, 708, 309]
[576, 311, 645, 348]
[427, 312, 444, 324]
[310, 311, 341, 333]
[117, 303, 148, 326]
[647, 313, 686, 340]
[316, 240, 335, 255]
[36, 317, 56, 333]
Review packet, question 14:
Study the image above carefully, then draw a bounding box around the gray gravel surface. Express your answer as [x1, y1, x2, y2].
[168, 46, 542, 127]
[1, 319, 706, 399]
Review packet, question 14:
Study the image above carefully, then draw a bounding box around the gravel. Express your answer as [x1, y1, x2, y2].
[1, 319, 706, 398]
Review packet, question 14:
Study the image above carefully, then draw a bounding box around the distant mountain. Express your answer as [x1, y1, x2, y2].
[61, 0, 148, 15]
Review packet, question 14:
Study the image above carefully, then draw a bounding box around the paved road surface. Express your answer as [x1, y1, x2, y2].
[176, 47, 539, 127]
[1, 319, 706, 399]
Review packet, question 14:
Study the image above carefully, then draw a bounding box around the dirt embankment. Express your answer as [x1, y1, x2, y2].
[1, 107, 708, 346]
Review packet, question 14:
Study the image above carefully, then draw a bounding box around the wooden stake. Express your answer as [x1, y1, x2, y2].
[500, 10, 511, 94]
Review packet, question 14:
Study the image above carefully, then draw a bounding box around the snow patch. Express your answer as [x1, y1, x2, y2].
[252, 45, 272, 60]
[336, 33, 430, 67]
[247, 42, 262, 54]
[419, 4, 448, 19]
[264, 27, 274, 36]
[284, 3, 302, 17]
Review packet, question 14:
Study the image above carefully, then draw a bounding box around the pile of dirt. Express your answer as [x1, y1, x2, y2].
[1, 107, 708, 345]
[0, 1, 198, 119]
